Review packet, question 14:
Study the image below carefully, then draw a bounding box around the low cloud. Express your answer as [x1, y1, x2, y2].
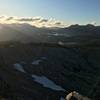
[39, 19, 48, 23]
[6, 17, 14, 21]
[0, 16, 5, 19]
[16, 17, 41, 22]
[0, 16, 67, 27]
[54, 21, 63, 25]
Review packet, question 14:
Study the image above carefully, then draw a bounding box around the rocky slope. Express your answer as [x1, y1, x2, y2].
[0, 43, 100, 100]
[0, 23, 100, 43]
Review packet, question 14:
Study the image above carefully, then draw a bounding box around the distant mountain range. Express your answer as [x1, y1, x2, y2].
[0, 23, 100, 43]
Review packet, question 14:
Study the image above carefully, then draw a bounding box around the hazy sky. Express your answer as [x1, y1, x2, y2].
[0, 0, 100, 25]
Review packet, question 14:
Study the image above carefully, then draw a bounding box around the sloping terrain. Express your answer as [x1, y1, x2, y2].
[0, 43, 100, 100]
[0, 23, 100, 44]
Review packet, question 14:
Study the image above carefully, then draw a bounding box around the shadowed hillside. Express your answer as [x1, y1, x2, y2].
[0, 42, 99, 100]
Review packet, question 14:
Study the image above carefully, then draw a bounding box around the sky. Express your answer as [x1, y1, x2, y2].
[0, 0, 100, 27]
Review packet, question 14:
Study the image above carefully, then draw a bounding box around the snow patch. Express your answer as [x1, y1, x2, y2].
[14, 63, 26, 73]
[32, 75, 66, 91]
[60, 97, 65, 100]
[32, 57, 47, 65]
[40, 57, 47, 60]
[32, 60, 41, 65]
